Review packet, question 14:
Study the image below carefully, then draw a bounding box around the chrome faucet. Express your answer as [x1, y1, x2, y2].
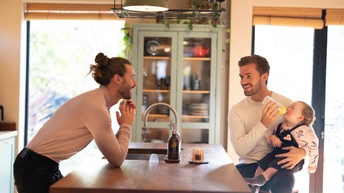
[142, 103, 179, 142]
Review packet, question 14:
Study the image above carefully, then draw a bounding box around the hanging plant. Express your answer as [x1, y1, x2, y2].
[159, 0, 226, 30]
[120, 23, 133, 60]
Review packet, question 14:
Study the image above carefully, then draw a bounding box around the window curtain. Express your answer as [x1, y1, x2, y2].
[253, 7, 324, 29]
[24, 3, 119, 20]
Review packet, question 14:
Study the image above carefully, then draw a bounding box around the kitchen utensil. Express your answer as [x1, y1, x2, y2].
[192, 46, 209, 57]
[146, 40, 160, 56]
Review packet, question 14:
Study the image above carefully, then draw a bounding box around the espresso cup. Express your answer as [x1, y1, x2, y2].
[188, 147, 205, 162]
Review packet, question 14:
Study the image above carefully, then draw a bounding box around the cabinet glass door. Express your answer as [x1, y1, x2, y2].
[138, 32, 176, 143]
[132, 24, 222, 144]
[181, 37, 211, 123]
[177, 32, 218, 144]
[142, 37, 172, 113]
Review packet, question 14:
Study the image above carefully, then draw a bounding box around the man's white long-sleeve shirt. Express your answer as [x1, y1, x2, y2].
[229, 92, 293, 164]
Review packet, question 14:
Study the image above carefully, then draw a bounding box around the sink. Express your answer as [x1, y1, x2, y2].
[125, 153, 166, 161]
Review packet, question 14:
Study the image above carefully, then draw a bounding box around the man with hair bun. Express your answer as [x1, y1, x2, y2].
[13, 53, 137, 193]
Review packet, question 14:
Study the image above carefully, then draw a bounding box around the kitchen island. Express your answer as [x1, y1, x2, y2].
[50, 143, 251, 193]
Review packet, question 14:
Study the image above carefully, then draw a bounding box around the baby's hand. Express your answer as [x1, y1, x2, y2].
[271, 135, 282, 147]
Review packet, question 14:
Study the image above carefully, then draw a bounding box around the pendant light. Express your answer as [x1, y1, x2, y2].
[123, 0, 169, 12]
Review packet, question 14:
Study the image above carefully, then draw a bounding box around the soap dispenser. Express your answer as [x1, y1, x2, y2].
[167, 123, 181, 160]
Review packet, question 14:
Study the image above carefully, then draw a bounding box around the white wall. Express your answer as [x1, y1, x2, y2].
[0, 0, 27, 150]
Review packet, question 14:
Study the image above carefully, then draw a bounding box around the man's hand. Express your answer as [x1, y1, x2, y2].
[116, 100, 136, 126]
[261, 101, 280, 128]
[276, 146, 306, 170]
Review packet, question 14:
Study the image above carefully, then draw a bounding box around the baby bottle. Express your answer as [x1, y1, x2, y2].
[262, 96, 287, 115]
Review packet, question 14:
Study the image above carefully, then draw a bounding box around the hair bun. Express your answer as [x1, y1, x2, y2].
[95, 52, 110, 68]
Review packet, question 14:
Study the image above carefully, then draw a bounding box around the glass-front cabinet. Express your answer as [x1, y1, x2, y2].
[131, 24, 223, 144]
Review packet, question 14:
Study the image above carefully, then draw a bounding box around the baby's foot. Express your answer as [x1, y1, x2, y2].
[244, 174, 267, 186]
[251, 185, 260, 193]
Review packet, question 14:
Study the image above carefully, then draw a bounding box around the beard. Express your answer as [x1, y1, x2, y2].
[118, 78, 134, 99]
[119, 86, 132, 99]
[243, 83, 262, 96]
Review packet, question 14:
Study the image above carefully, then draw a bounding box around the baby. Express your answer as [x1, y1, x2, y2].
[245, 101, 319, 192]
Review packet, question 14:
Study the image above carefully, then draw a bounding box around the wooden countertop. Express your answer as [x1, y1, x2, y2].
[0, 122, 16, 131]
[50, 143, 250, 193]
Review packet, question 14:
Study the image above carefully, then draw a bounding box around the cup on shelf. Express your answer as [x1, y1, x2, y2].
[190, 74, 200, 90]
[155, 77, 162, 89]
[164, 76, 170, 90]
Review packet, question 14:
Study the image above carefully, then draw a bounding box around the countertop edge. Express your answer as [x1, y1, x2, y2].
[0, 130, 18, 140]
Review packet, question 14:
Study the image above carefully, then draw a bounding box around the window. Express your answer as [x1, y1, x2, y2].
[324, 25, 344, 193]
[253, 7, 344, 193]
[254, 25, 314, 103]
[254, 25, 314, 193]
[27, 20, 125, 174]
[254, 24, 344, 193]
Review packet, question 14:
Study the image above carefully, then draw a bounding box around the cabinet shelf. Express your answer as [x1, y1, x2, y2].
[183, 57, 211, 61]
[144, 56, 171, 60]
[182, 115, 209, 119]
[143, 89, 210, 94]
[143, 89, 170, 93]
[182, 90, 209, 94]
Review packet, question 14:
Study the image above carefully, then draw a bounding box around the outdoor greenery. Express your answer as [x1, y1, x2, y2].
[28, 20, 125, 174]
[159, 0, 226, 30]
